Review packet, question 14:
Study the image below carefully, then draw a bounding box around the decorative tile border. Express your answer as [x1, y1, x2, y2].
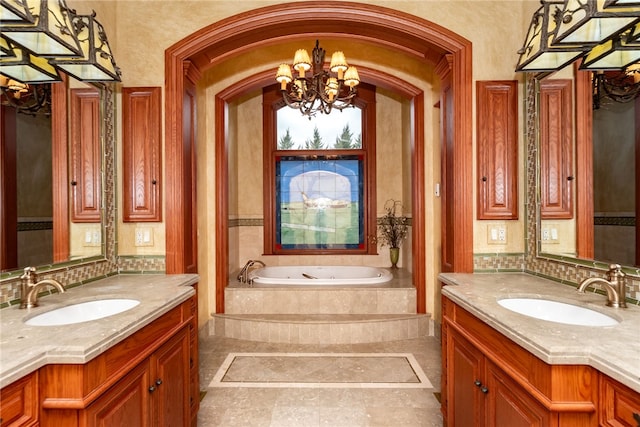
[210, 352, 433, 389]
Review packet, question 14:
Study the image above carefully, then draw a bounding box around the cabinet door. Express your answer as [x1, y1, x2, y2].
[447, 329, 485, 427]
[539, 79, 574, 219]
[82, 362, 152, 427]
[70, 88, 101, 223]
[484, 360, 549, 427]
[600, 374, 640, 427]
[476, 80, 518, 220]
[0, 372, 38, 427]
[151, 327, 190, 427]
[122, 87, 162, 222]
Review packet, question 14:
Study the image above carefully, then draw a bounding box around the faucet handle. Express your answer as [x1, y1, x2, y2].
[607, 264, 625, 281]
[20, 266, 37, 282]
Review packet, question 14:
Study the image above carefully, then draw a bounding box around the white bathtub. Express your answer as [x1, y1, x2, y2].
[248, 266, 393, 286]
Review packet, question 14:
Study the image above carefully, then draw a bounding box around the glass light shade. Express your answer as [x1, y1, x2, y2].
[325, 77, 339, 96]
[516, 1, 586, 72]
[628, 21, 640, 41]
[0, 45, 60, 82]
[343, 66, 360, 87]
[1, 35, 16, 57]
[50, 13, 121, 81]
[581, 34, 640, 68]
[0, 0, 34, 23]
[275, 64, 292, 82]
[1, 0, 82, 57]
[330, 51, 348, 79]
[553, 0, 639, 45]
[293, 49, 311, 73]
[604, 0, 640, 8]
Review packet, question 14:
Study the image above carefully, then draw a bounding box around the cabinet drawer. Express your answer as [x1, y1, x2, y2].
[0, 372, 38, 427]
[600, 375, 640, 427]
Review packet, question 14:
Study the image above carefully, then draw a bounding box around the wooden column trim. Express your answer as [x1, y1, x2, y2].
[51, 80, 69, 262]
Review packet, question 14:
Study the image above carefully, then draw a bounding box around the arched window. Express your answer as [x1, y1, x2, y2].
[262, 84, 377, 255]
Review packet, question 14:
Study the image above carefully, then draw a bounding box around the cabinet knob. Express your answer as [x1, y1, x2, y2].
[567, 176, 574, 181]
[481, 176, 487, 182]
[156, 378, 163, 386]
[71, 181, 77, 186]
[148, 385, 156, 393]
[474, 379, 482, 387]
[152, 179, 157, 185]
[480, 386, 489, 394]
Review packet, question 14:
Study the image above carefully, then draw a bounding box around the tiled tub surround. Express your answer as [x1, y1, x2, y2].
[0, 273, 197, 388]
[439, 272, 640, 393]
[213, 268, 432, 344]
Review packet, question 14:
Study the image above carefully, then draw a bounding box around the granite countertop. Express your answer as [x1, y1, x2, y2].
[439, 272, 640, 394]
[0, 274, 198, 388]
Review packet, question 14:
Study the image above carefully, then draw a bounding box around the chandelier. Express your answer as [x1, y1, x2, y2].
[592, 63, 640, 108]
[275, 40, 360, 117]
[0, 75, 50, 115]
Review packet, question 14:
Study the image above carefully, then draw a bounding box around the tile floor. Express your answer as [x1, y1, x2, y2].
[197, 335, 443, 427]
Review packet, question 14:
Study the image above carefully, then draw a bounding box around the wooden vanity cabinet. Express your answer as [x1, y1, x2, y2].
[35, 295, 197, 426]
[442, 295, 598, 427]
[0, 371, 38, 426]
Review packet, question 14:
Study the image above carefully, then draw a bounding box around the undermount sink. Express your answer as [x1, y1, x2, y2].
[497, 298, 619, 327]
[25, 299, 140, 326]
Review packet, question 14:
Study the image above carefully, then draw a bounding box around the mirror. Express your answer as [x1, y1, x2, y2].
[0, 77, 106, 273]
[536, 68, 639, 268]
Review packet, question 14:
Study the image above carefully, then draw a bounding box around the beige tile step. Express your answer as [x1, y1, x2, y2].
[210, 313, 432, 344]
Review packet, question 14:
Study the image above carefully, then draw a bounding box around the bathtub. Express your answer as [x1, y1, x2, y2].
[248, 266, 393, 286]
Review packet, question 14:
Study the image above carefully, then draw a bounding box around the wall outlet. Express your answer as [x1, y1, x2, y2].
[135, 227, 153, 246]
[488, 226, 507, 244]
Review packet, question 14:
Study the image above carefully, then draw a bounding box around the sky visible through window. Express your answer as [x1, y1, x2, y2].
[277, 107, 362, 149]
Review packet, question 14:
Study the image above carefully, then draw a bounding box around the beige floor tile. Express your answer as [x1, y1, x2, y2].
[198, 335, 443, 427]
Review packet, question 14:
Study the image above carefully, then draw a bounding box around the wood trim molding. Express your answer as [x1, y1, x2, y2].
[51, 79, 69, 262]
[575, 67, 594, 259]
[165, 2, 474, 315]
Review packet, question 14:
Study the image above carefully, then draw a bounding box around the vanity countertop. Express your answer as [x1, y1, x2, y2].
[440, 272, 640, 393]
[0, 274, 198, 388]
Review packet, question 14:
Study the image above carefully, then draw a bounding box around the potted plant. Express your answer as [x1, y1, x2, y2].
[378, 199, 409, 268]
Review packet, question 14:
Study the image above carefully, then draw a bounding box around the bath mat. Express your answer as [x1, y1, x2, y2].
[209, 352, 433, 389]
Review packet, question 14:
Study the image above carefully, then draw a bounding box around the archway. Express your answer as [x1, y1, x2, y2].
[164, 1, 473, 315]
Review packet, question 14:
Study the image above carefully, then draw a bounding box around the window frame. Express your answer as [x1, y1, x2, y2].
[262, 83, 377, 255]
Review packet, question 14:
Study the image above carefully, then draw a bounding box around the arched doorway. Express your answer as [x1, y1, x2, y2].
[164, 1, 473, 315]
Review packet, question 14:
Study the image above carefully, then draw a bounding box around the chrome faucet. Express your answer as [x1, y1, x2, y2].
[578, 264, 627, 308]
[20, 266, 66, 309]
[237, 260, 266, 284]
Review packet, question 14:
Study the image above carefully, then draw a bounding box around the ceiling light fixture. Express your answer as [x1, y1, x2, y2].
[276, 40, 360, 117]
[516, 0, 587, 72]
[516, 1, 640, 72]
[0, 43, 60, 82]
[0, 0, 34, 24]
[552, 0, 639, 46]
[604, 0, 640, 9]
[1, 0, 82, 57]
[50, 12, 121, 81]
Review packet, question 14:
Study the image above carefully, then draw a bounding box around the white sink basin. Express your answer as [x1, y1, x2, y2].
[25, 299, 140, 326]
[498, 298, 619, 327]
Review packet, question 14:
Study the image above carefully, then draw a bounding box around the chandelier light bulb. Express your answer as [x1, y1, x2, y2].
[293, 48, 311, 77]
[276, 64, 293, 90]
[330, 51, 348, 79]
[326, 77, 339, 101]
[344, 66, 360, 88]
